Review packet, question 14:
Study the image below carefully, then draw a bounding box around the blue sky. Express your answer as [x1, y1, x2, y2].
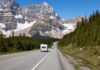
[16, 0, 100, 19]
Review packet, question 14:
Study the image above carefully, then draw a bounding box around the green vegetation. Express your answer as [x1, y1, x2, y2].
[58, 10, 100, 70]
[0, 33, 58, 54]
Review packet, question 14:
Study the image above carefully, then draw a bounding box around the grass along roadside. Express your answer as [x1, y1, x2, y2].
[58, 45, 100, 70]
[0, 51, 24, 55]
[0, 48, 39, 55]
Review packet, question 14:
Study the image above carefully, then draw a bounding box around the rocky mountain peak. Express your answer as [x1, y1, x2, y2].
[0, 0, 82, 38]
[41, 2, 49, 6]
[0, 0, 19, 12]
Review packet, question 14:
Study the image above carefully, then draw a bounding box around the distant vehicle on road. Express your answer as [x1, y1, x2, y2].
[52, 46, 54, 49]
[40, 44, 48, 52]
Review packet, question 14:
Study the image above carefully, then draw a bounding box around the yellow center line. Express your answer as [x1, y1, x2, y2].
[0, 53, 32, 63]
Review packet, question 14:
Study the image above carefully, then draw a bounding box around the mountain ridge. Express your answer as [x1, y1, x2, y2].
[0, 0, 82, 38]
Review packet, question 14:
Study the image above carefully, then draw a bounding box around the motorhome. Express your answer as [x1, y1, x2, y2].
[40, 44, 48, 52]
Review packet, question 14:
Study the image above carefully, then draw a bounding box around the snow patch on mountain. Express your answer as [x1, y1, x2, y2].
[15, 20, 36, 31]
[12, 20, 36, 37]
[0, 20, 36, 37]
[1, 30, 11, 37]
[50, 16, 56, 19]
[61, 23, 76, 35]
[15, 15, 23, 19]
[0, 23, 5, 28]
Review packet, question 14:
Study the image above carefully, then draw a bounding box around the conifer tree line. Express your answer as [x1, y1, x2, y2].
[58, 10, 100, 48]
[0, 33, 58, 53]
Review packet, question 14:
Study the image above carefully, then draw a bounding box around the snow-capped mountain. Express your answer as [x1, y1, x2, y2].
[0, 0, 82, 38]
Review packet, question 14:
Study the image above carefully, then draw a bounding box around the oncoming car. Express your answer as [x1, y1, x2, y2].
[40, 44, 48, 52]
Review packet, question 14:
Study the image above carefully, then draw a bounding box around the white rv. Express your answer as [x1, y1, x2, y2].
[40, 44, 48, 52]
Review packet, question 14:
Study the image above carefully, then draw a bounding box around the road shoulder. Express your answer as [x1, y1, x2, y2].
[57, 49, 75, 70]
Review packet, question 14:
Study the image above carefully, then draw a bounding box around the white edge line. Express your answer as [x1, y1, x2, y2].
[32, 53, 49, 70]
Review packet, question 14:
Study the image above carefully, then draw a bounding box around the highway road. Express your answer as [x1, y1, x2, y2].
[0, 46, 74, 70]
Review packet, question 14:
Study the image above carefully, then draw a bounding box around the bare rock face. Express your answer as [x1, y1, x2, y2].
[0, 0, 19, 30]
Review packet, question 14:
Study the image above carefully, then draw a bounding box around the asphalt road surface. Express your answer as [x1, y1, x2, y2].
[0, 47, 74, 70]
